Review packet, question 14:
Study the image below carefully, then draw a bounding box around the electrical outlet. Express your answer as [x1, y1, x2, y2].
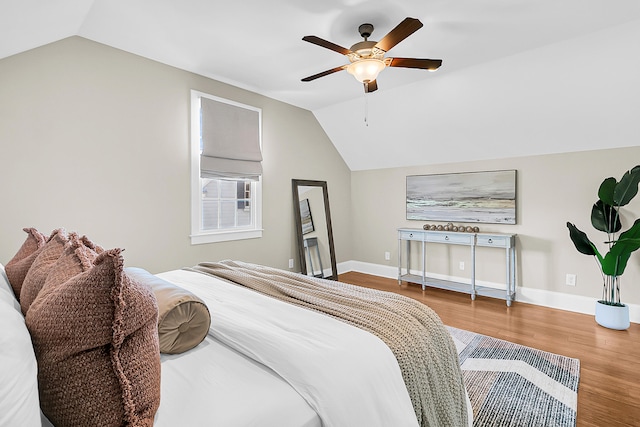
[459, 261, 465, 270]
[384, 251, 391, 261]
[288, 258, 294, 269]
[566, 274, 576, 286]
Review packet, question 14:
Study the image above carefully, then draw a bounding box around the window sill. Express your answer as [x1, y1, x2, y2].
[190, 229, 263, 245]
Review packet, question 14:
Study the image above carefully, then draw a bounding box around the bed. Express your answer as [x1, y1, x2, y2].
[1, 228, 473, 427]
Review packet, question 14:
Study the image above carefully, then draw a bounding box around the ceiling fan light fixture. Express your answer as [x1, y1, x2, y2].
[347, 59, 385, 83]
[301, 18, 442, 93]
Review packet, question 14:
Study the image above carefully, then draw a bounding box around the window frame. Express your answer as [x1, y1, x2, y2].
[190, 90, 263, 245]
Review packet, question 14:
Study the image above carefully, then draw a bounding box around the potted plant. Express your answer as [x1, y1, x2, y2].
[566, 165, 640, 330]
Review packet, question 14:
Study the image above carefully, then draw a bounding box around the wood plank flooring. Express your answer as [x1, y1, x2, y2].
[338, 271, 640, 427]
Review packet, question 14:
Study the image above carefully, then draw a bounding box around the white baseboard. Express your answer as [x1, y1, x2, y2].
[337, 260, 640, 324]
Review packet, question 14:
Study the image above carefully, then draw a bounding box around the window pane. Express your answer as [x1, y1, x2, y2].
[220, 180, 236, 198]
[202, 179, 218, 198]
[237, 207, 251, 226]
[219, 200, 237, 228]
[202, 199, 219, 230]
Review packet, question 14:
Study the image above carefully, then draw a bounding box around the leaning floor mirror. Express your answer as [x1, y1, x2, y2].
[292, 179, 337, 280]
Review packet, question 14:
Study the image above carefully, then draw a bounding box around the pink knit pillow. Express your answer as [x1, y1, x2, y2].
[4, 228, 46, 299]
[41, 233, 101, 290]
[26, 249, 161, 427]
[80, 234, 104, 254]
[20, 229, 70, 314]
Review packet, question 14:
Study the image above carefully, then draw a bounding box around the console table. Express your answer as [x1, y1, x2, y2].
[397, 228, 516, 306]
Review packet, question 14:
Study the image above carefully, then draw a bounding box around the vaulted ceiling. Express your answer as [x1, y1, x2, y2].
[3, 0, 640, 170]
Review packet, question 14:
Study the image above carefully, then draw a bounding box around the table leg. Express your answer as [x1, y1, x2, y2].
[470, 244, 476, 301]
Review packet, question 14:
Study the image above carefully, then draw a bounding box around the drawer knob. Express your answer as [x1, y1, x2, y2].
[445, 235, 449, 240]
[409, 233, 413, 237]
[488, 238, 493, 243]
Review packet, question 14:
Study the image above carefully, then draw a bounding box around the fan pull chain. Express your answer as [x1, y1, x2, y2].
[364, 93, 369, 127]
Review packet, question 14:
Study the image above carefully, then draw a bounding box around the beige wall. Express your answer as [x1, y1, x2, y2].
[0, 36, 352, 273]
[351, 147, 640, 305]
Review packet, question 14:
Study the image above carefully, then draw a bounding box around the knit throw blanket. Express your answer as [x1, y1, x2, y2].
[188, 260, 468, 427]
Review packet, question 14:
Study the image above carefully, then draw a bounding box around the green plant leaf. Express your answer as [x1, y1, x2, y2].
[619, 217, 640, 241]
[598, 177, 617, 206]
[567, 222, 598, 256]
[591, 200, 621, 233]
[569, 166, 640, 282]
[613, 165, 640, 207]
[602, 218, 640, 276]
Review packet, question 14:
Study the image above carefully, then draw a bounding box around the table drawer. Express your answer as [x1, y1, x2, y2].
[476, 234, 512, 248]
[399, 230, 423, 241]
[426, 232, 474, 245]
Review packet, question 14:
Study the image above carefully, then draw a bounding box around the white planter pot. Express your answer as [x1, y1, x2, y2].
[595, 301, 630, 330]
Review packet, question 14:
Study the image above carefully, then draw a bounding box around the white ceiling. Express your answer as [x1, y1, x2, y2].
[2, 0, 640, 169]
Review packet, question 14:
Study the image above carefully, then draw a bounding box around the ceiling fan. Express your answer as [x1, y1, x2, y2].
[301, 17, 442, 93]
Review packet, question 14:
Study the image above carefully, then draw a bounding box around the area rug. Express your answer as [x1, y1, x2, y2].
[447, 327, 580, 427]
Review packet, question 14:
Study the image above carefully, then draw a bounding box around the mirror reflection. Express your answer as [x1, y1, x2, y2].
[292, 179, 337, 280]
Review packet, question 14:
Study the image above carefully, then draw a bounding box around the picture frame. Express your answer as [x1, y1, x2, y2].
[406, 170, 517, 224]
[300, 198, 315, 234]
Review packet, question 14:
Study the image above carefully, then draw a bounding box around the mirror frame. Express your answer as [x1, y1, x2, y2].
[292, 179, 338, 280]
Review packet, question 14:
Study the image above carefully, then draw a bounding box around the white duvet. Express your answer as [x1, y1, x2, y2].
[157, 269, 420, 427]
[155, 334, 321, 427]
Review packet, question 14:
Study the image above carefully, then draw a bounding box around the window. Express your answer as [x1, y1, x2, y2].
[190, 91, 263, 244]
[201, 179, 252, 230]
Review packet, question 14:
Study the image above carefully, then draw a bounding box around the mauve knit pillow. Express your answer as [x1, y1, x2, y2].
[80, 234, 105, 254]
[41, 233, 101, 291]
[19, 229, 70, 315]
[26, 249, 161, 427]
[4, 228, 46, 299]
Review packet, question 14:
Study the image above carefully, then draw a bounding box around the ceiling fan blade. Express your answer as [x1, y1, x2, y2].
[302, 36, 353, 56]
[374, 17, 423, 53]
[301, 65, 348, 82]
[388, 57, 442, 71]
[364, 80, 378, 93]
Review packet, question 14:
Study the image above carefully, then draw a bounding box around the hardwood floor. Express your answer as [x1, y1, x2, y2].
[338, 271, 640, 427]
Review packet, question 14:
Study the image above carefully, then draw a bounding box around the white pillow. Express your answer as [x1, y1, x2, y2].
[0, 296, 41, 427]
[0, 262, 12, 292]
[0, 263, 20, 312]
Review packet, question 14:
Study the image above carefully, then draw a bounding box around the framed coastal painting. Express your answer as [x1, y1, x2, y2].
[406, 170, 517, 224]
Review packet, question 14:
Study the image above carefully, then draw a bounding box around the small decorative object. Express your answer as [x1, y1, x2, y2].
[567, 165, 640, 330]
[421, 222, 480, 233]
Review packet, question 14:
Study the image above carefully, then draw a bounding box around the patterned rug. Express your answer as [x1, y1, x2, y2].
[447, 327, 580, 427]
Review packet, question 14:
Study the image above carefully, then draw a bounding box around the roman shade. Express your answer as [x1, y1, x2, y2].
[200, 97, 262, 180]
